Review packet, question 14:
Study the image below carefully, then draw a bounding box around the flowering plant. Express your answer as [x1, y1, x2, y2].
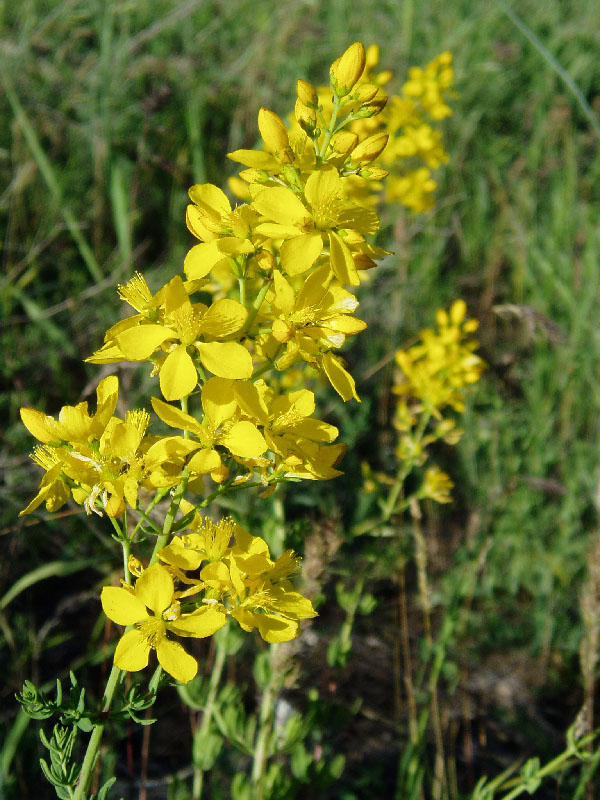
[16, 41, 455, 799]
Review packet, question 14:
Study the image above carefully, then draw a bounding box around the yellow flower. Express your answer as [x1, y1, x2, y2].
[234, 379, 346, 479]
[393, 299, 485, 415]
[101, 562, 226, 683]
[151, 376, 267, 471]
[421, 466, 454, 504]
[261, 265, 365, 401]
[251, 166, 379, 285]
[88, 276, 252, 400]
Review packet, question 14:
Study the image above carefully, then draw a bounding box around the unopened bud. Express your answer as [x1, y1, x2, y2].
[258, 108, 293, 162]
[351, 133, 389, 164]
[330, 42, 366, 97]
[353, 253, 377, 271]
[353, 83, 379, 104]
[331, 131, 358, 155]
[295, 98, 317, 135]
[355, 95, 388, 118]
[357, 166, 389, 181]
[297, 79, 318, 107]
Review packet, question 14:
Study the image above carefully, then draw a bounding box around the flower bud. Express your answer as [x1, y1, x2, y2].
[297, 79, 318, 107]
[330, 42, 366, 97]
[357, 167, 389, 181]
[294, 98, 317, 135]
[353, 253, 377, 271]
[351, 133, 389, 164]
[354, 95, 388, 118]
[258, 108, 293, 162]
[353, 83, 380, 104]
[331, 131, 358, 155]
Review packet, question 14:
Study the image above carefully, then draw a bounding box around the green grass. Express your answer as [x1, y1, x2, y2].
[2, 0, 600, 797]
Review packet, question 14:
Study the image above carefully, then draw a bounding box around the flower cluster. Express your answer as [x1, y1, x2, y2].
[289, 46, 454, 214]
[102, 518, 316, 682]
[20, 42, 408, 681]
[391, 299, 485, 503]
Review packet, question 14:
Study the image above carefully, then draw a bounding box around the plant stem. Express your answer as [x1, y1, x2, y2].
[73, 664, 121, 800]
[251, 645, 280, 799]
[192, 640, 227, 799]
[149, 469, 190, 564]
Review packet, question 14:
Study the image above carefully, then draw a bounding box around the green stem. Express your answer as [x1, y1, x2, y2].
[243, 280, 271, 335]
[149, 469, 190, 564]
[318, 93, 341, 159]
[73, 664, 121, 800]
[192, 641, 227, 799]
[251, 645, 280, 798]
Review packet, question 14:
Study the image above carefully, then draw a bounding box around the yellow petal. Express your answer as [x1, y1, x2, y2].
[151, 397, 202, 434]
[330, 42, 366, 94]
[114, 630, 151, 672]
[321, 351, 360, 402]
[187, 448, 222, 474]
[267, 589, 317, 619]
[102, 586, 148, 625]
[20, 408, 57, 443]
[116, 324, 173, 361]
[255, 613, 299, 643]
[291, 418, 338, 443]
[271, 270, 295, 314]
[184, 241, 226, 280]
[304, 167, 343, 210]
[295, 264, 331, 310]
[186, 204, 214, 241]
[168, 607, 227, 638]
[156, 639, 197, 683]
[227, 149, 279, 170]
[196, 342, 253, 380]
[57, 404, 92, 442]
[201, 377, 237, 428]
[252, 186, 308, 227]
[280, 233, 322, 276]
[271, 388, 315, 420]
[221, 421, 267, 458]
[328, 231, 359, 286]
[160, 346, 198, 401]
[135, 563, 174, 616]
[92, 375, 119, 436]
[188, 183, 231, 219]
[230, 605, 255, 632]
[199, 299, 248, 338]
[144, 435, 201, 467]
[233, 381, 270, 425]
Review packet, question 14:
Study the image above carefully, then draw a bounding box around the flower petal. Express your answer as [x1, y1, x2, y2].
[114, 629, 151, 672]
[184, 241, 226, 279]
[135, 563, 174, 616]
[196, 342, 253, 380]
[156, 639, 197, 683]
[201, 377, 237, 428]
[221, 421, 267, 458]
[116, 325, 174, 361]
[199, 299, 248, 338]
[252, 186, 308, 227]
[328, 231, 359, 286]
[160, 346, 198, 401]
[255, 613, 300, 643]
[168, 607, 227, 638]
[101, 586, 148, 625]
[280, 233, 322, 276]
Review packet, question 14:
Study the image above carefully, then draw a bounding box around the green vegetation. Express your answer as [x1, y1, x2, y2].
[2, 1, 600, 797]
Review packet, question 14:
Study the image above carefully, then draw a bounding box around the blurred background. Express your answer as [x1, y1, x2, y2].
[2, 1, 600, 797]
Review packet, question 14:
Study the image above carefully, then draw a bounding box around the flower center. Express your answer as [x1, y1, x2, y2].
[138, 616, 166, 648]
